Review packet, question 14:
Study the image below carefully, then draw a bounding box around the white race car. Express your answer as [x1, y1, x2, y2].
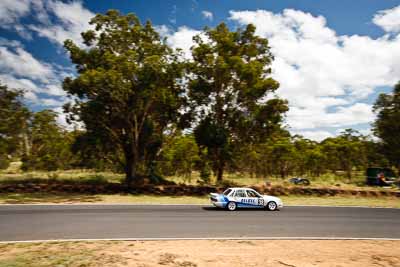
[210, 187, 283, 211]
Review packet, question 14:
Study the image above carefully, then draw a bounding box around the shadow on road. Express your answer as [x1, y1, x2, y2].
[202, 206, 272, 211]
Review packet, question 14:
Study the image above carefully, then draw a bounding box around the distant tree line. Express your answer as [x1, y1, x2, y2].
[0, 10, 399, 185]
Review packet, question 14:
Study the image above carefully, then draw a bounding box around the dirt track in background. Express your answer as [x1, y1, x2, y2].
[1, 240, 400, 267]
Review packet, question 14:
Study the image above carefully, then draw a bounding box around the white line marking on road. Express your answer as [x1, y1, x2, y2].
[1, 237, 400, 244]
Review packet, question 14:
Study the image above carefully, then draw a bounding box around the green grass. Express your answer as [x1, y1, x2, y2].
[0, 192, 399, 208]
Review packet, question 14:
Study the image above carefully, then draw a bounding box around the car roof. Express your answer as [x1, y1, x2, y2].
[228, 187, 255, 191]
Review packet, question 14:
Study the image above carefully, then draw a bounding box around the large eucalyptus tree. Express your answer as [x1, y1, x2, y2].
[63, 10, 185, 184]
[189, 23, 288, 181]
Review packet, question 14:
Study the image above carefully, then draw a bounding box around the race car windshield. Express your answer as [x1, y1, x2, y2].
[223, 189, 232, 196]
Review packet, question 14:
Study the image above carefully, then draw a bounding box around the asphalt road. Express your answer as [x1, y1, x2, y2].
[0, 205, 399, 241]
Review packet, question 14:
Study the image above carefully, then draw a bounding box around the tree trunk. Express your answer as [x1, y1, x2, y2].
[124, 140, 142, 186]
[215, 147, 225, 182]
[216, 160, 224, 182]
[346, 166, 352, 180]
[124, 148, 134, 185]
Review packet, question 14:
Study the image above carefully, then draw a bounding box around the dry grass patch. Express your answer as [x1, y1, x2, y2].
[0, 241, 127, 267]
[281, 195, 400, 208]
[1, 193, 399, 208]
[0, 193, 209, 204]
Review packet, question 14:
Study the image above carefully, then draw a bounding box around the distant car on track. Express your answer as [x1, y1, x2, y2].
[210, 187, 283, 211]
[366, 167, 398, 187]
[289, 177, 310, 186]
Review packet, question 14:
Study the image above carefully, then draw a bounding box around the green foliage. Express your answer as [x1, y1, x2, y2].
[373, 82, 400, 169]
[199, 163, 211, 184]
[231, 129, 382, 180]
[0, 83, 30, 169]
[62, 10, 185, 183]
[159, 134, 200, 181]
[70, 130, 121, 171]
[321, 129, 368, 179]
[21, 110, 73, 171]
[189, 23, 288, 181]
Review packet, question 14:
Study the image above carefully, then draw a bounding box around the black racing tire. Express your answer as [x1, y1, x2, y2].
[226, 201, 237, 211]
[266, 201, 278, 211]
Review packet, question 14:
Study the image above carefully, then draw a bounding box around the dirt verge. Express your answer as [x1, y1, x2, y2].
[0, 240, 399, 267]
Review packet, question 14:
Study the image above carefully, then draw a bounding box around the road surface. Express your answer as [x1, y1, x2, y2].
[0, 205, 399, 241]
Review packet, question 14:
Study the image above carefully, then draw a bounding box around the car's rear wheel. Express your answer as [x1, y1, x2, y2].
[227, 201, 237, 211]
[267, 201, 277, 211]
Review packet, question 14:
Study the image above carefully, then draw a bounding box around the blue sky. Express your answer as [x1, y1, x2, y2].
[1, 0, 400, 140]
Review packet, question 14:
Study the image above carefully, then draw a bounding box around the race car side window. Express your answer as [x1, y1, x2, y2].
[250, 190, 262, 197]
[234, 190, 246, 198]
[246, 190, 258, 198]
[223, 189, 232, 196]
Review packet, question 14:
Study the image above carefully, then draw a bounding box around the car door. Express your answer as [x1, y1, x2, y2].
[233, 189, 249, 208]
[246, 189, 264, 207]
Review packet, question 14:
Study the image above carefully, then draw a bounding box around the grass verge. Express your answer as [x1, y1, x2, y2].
[0, 193, 399, 208]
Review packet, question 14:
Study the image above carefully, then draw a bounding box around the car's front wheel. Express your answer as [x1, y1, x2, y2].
[227, 201, 237, 211]
[267, 201, 278, 211]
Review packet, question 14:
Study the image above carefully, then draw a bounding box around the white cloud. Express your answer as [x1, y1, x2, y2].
[292, 130, 333, 141]
[0, 0, 30, 24]
[165, 26, 201, 58]
[202, 10, 213, 21]
[28, 1, 95, 47]
[0, 0, 94, 109]
[0, 0, 95, 46]
[0, 74, 39, 95]
[0, 41, 66, 106]
[227, 8, 400, 139]
[53, 106, 83, 130]
[169, 5, 177, 24]
[0, 37, 23, 48]
[288, 103, 375, 130]
[157, 7, 400, 140]
[373, 5, 400, 33]
[0, 46, 54, 82]
[154, 25, 172, 38]
[0, 0, 33, 39]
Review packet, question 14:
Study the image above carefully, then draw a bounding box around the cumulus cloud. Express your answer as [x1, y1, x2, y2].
[292, 130, 333, 141]
[165, 26, 201, 58]
[0, 0, 95, 46]
[226, 8, 400, 138]
[0, 0, 94, 111]
[0, 41, 66, 106]
[202, 10, 213, 21]
[373, 5, 400, 33]
[0, 0, 30, 24]
[156, 6, 400, 140]
[0, 46, 54, 82]
[28, 1, 95, 47]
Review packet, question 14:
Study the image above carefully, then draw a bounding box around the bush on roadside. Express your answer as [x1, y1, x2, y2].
[0, 155, 10, 170]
